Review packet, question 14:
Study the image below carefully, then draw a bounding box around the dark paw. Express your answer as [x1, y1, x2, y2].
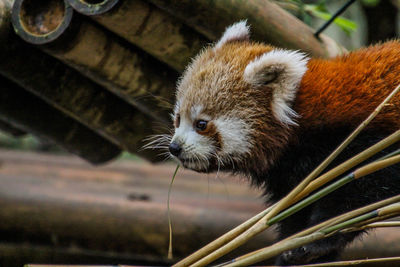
[275, 245, 320, 266]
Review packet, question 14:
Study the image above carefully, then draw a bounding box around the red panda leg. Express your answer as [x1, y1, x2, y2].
[275, 200, 364, 265]
[275, 232, 361, 265]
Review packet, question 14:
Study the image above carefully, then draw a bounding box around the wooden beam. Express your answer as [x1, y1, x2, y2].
[0, 119, 26, 137]
[0, 76, 121, 164]
[0, 1, 162, 161]
[85, 0, 209, 72]
[147, 0, 346, 58]
[0, 149, 271, 265]
[12, 0, 178, 123]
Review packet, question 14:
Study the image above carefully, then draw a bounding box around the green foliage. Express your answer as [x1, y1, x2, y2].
[119, 151, 143, 161]
[0, 132, 40, 150]
[305, 4, 357, 34]
[283, 0, 357, 35]
[0, 132, 62, 153]
[361, 0, 381, 7]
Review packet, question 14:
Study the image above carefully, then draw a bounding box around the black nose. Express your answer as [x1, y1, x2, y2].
[169, 142, 182, 156]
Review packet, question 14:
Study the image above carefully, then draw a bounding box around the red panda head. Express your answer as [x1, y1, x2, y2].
[169, 21, 309, 174]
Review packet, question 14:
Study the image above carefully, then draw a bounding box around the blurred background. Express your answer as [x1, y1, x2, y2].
[0, 0, 399, 266]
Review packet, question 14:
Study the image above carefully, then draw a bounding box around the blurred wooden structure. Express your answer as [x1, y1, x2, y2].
[0, 149, 273, 266]
[0, 0, 345, 164]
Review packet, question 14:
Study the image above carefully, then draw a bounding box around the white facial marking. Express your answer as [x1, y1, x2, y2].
[171, 114, 214, 170]
[244, 49, 309, 125]
[190, 105, 205, 121]
[215, 20, 250, 50]
[173, 99, 181, 116]
[214, 116, 252, 156]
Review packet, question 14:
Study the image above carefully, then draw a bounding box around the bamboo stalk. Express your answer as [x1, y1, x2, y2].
[322, 204, 400, 235]
[270, 167, 400, 236]
[167, 165, 180, 259]
[189, 215, 270, 267]
[293, 130, 400, 203]
[297, 256, 400, 266]
[378, 148, 400, 161]
[224, 200, 400, 266]
[289, 196, 400, 240]
[228, 232, 326, 267]
[354, 154, 400, 178]
[352, 221, 400, 230]
[187, 131, 400, 266]
[267, 83, 400, 223]
[172, 205, 274, 266]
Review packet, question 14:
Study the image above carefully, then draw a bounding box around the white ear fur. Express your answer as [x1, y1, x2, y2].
[215, 20, 250, 50]
[244, 49, 309, 125]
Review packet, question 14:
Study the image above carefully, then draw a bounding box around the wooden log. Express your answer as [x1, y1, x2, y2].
[147, 0, 346, 58]
[0, 75, 121, 164]
[0, 149, 273, 265]
[0, 36, 160, 161]
[74, 0, 209, 72]
[11, 0, 73, 44]
[0, 150, 399, 266]
[68, 0, 119, 15]
[0, 119, 26, 137]
[12, 0, 176, 123]
[0, 0, 161, 161]
[0, 243, 168, 266]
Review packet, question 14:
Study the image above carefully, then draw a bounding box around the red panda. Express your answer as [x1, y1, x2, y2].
[165, 21, 400, 265]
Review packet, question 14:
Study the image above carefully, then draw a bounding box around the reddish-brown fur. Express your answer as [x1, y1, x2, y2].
[297, 41, 400, 132]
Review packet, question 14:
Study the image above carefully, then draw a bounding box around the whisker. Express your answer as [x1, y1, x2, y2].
[141, 134, 172, 151]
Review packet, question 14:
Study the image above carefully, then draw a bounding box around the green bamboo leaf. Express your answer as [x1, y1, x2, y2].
[361, 0, 381, 7]
[305, 4, 357, 34]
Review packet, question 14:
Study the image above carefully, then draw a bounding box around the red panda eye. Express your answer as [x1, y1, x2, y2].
[195, 120, 208, 132]
[175, 114, 180, 128]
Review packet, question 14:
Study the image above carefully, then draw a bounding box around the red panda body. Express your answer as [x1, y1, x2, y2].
[297, 41, 400, 132]
[164, 22, 400, 265]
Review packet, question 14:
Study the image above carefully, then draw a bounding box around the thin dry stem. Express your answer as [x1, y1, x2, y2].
[190, 130, 399, 266]
[343, 220, 400, 233]
[355, 221, 400, 230]
[293, 130, 400, 202]
[168, 165, 180, 259]
[190, 218, 270, 267]
[225, 198, 400, 266]
[354, 154, 400, 178]
[172, 205, 274, 266]
[265, 83, 400, 220]
[296, 256, 400, 266]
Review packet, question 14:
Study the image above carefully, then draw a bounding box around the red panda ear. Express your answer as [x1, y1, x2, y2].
[244, 49, 309, 125]
[215, 20, 250, 50]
